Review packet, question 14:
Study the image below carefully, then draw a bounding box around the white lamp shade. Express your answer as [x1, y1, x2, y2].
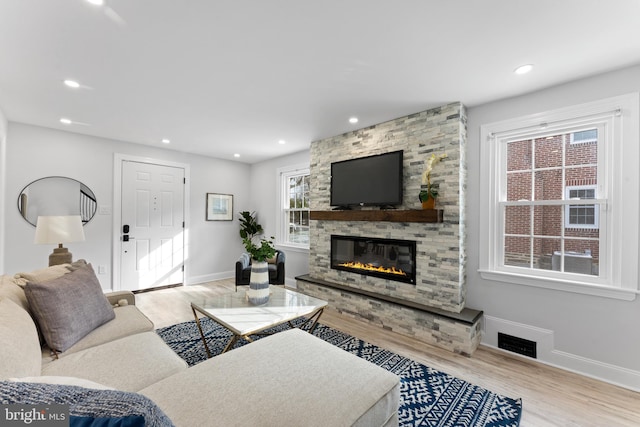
[34, 215, 85, 245]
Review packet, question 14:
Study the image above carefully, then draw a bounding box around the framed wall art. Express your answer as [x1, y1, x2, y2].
[206, 193, 233, 221]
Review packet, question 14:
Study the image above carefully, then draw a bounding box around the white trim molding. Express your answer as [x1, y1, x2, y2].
[483, 315, 640, 392]
[275, 162, 310, 250]
[187, 271, 233, 286]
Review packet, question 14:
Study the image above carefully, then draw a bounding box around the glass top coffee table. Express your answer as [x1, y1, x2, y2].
[190, 286, 328, 357]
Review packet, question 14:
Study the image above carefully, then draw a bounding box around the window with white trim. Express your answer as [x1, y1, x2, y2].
[479, 93, 639, 300]
[565, 185, 598, 229]
[570, 129, 598, 144]
[277, 165, 310, 248]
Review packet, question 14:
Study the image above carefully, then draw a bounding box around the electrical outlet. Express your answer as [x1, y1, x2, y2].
[98, 205, 111, 215]
[97, 265, 106, 274]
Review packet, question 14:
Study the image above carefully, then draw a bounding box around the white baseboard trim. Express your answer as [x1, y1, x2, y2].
[285, 277, 297, 288]
[546, 349, 640, 392]
[483, 315, 640, 392]
[186, 271, 233, 285]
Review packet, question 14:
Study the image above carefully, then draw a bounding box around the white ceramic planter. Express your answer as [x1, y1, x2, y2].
[246, 260, 270, 305]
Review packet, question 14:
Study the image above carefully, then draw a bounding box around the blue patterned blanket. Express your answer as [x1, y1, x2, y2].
[0, 381, 174, 427]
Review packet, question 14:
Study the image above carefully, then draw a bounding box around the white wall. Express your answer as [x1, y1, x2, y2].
[466, 64, 640, 390]
[249, 150, 311, 286]
[3, 122, 250, 288]
[0, 106, 7, 274]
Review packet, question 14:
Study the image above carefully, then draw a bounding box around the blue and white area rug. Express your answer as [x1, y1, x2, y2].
[157, 319, 522, 427]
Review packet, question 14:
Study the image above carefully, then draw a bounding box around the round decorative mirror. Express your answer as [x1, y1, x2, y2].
[18, 176, 97, 226]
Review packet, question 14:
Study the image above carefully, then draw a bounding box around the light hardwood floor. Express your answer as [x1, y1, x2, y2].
[135, 280, 640, 427]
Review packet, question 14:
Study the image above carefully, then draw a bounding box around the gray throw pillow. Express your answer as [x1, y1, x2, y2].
[24, 264, 115, 353]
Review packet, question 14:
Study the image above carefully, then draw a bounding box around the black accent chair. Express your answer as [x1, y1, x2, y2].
[235, 250, 286, 291]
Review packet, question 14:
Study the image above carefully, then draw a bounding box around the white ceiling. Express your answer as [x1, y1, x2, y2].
[1, 1, 639, 164]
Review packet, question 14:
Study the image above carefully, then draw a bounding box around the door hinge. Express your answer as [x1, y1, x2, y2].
[182, 265, 185, 272]
[182, 221, 185, 228]
[183, 177, 186, 184]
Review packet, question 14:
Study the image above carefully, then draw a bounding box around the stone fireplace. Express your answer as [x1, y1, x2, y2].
[331, 235, 416, 285]
[297, 102, 483, 356]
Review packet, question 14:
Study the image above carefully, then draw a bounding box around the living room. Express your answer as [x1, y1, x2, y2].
[1, 2, 640, 426]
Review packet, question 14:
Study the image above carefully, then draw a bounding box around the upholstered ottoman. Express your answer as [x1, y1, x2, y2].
[141, 328, 400, 426]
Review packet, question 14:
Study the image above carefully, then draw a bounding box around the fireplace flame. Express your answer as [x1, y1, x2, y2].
[338, 261, 408, 277]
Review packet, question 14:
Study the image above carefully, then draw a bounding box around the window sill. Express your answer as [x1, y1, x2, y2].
[478, 269, 638, 301]
[275, 243, 309, 254]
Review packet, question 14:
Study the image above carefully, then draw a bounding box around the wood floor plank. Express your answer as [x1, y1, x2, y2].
[135, 280, 640, 427]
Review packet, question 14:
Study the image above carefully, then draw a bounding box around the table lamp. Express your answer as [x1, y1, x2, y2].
[34, 215, 85, 266]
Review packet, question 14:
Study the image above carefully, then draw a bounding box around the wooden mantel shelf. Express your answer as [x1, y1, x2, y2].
[310, 209, 443, 223]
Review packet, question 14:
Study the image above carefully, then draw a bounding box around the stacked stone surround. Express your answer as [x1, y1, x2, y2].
[296, 277, 482, 356]
[309, 102, 467, 311]
[299, 102, 480, 354]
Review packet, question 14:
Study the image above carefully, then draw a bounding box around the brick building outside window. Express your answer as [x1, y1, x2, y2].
[505, 131, 599, 276]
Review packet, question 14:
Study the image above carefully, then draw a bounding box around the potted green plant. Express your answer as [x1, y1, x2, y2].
[419, 183, 440, 209]
[238, 211, 275, 305]
[238, 211, 276, 262]
[419, 153, 447, 209]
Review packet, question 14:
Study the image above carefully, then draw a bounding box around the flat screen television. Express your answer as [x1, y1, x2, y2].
[330, 150, 403, 208]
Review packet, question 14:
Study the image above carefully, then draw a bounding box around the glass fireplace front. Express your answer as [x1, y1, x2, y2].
[330, 235, 416, 284]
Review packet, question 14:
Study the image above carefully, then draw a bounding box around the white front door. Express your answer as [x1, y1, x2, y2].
[120, 161, 185, 291]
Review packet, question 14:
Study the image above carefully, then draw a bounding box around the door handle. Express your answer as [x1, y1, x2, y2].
[122, 225, 134, 242]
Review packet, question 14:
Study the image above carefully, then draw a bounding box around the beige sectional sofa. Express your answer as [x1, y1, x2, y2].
[0, 265, 400, 426]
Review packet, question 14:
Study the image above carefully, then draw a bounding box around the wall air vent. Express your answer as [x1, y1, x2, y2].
[498, 333, 537, 358]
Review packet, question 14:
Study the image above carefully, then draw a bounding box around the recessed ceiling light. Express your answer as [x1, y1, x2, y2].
[514, 64, 533, 75]
[86, 0, 104, 6]
[233, 153, 240, 158]
[60, 118, 72, 125]
[161, 138, 170, 144]
[278, 140, 286, 145]
[64, 79, 80, 88]
[349, 117, 359, 124]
